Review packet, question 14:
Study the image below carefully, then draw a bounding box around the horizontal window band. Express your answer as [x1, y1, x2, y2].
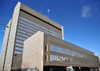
[18, 26, 61, 39]
[15, 45, 23, 48]
[19, 19, 48, 32]
[15, 51, 22, 54]
[16, 38, 25, 42]
[18, 28, 35, 35]
[17, 31, 31, 36]
[19, 21, 39, 32]
[15, 47, 23, 51]
[16, 40, 23, 44]
[16, 42, 23, 45]
[18, 24, 38, 32]
[17, 34, 28, 39]
[20, 9, 62, 31]
[50, 51, 84, 59]
[19, 20, 61, 37]
[19, 20, 50, 35]
[19, 19, 61, 37]
[15, 49, 23, 52]
[17, 32, 30, 38]
[16, 36, 26, 41]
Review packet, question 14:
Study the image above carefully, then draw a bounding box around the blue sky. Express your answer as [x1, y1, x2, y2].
[0, 0, 100, 56]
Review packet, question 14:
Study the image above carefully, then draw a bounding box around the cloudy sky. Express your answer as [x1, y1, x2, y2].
[0, 0, 100, 55]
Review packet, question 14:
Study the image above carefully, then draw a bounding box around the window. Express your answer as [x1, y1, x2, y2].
[45, 45, 46, 51]
[50, 44, 85, 58]
[50, 55, 52, 61]
[53, 55, 54, 61]
[45, 55, 46, 62]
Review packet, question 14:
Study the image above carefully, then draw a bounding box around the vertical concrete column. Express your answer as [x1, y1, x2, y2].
[48, 41, 50, 64]
[4, 2, 21, 71]
[61, 26, 64, 40]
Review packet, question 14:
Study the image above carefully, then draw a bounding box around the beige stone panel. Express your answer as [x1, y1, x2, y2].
[22, 31, 44, 71]
[4, 2, 21, 71]
[61, 26, 64, 40]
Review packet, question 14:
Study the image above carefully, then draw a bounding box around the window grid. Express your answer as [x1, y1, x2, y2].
[50, 54, 96, 65]
[50, 44, 85, 58]
[19, 19, 61, 39]
[20, 17, 62, 38]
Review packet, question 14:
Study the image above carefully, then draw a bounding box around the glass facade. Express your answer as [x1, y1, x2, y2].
[50, 54, 98, 65]
[49, 44, 98, 66]
[50, 45, 85, 58]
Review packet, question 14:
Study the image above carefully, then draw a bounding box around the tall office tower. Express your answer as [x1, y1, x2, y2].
[0, 2, 64, 71]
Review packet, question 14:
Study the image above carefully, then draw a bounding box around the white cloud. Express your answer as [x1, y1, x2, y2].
[81, 5, 92, 18]
[47, 9, 50, 14]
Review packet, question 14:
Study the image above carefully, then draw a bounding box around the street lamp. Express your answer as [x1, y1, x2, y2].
[0, 23, 9, 28]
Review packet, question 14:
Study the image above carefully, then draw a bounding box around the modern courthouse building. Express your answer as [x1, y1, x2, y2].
[0, 2, 99, 71]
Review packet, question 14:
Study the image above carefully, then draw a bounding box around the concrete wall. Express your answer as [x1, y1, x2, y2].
[22, 31, 44, 71]
[20, 3, 64, 39]
[19, 11, 62, 35]
[0, 19, 12, 71]
[48, 35, 94, 55]
[20, 4, 62, 30]
[12, 54, 22, 70]
[44, 35, 99, 67]
[4, 2, 21, 71]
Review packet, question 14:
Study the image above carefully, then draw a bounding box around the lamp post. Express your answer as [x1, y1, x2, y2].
[0, 23, 9, 28]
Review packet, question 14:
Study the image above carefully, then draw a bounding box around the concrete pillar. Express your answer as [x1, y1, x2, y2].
[4, 2, 21, 71]
[22, 31, 44, 71]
